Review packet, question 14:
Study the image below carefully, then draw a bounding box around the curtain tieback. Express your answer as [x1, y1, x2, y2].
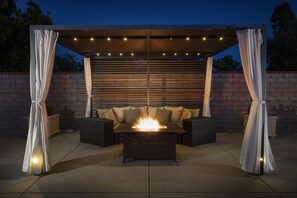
[32, 100, 41, 107]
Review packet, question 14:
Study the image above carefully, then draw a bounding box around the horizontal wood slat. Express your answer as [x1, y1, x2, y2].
[91, 59, 206, 112]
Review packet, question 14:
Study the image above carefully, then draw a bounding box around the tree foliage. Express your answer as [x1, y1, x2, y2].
[0, 0, 52, 72]
[267, 2, 297, 71]
[213, 55, 242, 71]
[54, 53, 83, 72]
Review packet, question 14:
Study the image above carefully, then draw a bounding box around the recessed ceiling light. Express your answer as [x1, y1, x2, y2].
[174, 53, 177, 56]
[186, 53, 189, 56]
[124, 37, 127, 41]
[108, 53, 111, 56]
[186, 37, 190, 41]
[202, 37, 207, 41]
[219, 37, 223, 41]
[131, 53, 134, 56]
[107, 37, 111, 41]
[163, 53, 166, 56]
[120, 53, 123, 56]
[96, 53, 100, 56]
[73, 37, 77, 41]
[90, 37, 94, 41]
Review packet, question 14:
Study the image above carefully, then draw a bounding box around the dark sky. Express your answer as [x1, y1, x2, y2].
[16, 0, 297, 60]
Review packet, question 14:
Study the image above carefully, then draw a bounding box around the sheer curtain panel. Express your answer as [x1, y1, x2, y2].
[237, 29, 276, 174]
[202, 57, 213, 117]
[22, 30, 59, 174]
[84, 58, 92, 117]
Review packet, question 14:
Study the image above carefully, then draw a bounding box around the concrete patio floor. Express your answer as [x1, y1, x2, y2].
[0, 131, 297, 198]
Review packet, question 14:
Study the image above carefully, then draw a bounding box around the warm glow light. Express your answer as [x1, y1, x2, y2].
[219, 37, 223, 40]
[120, 53, 123, 56]
[163, 53, 166, 56]
[32, 157, 39, 164]
[170, 37, 173, 40]
[186, 53, 189, 56]
[73, 37, 77, 41]
[108, 53, 111, 56]
[132, 117, 167, 131]
[260, 157, 264, 161]
[186, 37, 190, 41]
[202, 37, 207, 41]
[96, 53, 100, 56]
[174, 53, 177, 56]
[197, 53, 200, 56]
[123, 37, 127, 41]
[90, 37, 94, 41]
[107, 37, 111, 41]
[131, 53, 134, 56]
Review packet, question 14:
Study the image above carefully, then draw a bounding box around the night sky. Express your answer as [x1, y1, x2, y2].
[16, 0, 297, 60]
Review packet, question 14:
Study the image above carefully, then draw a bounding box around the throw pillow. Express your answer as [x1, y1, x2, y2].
[102, 109, 119, 127]
[188, 108, 200, 118]
[179, 108, 192, 124]
[148, 106, 165, 118]
[165, 106, 183, 122]
[113, 106, 131, 123]
[97, 108, 110, 117]
[155, 109, 171, 124]
[131, 106, 148, 118]
[124, 109, 140, 124]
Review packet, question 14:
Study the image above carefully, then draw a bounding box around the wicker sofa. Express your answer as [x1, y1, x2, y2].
[79, 106, 216, 147]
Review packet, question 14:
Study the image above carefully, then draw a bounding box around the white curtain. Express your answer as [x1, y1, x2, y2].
[237, 29, 276, 174]
[202, 57, 213, 117]
[84, 58, 92, 117]
[22, 30, 59, 174]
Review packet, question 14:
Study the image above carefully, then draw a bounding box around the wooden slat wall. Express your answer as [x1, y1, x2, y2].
[91, 59, 206, 113]
[91, 60, 148, 115]
[149, 60, 206, 108]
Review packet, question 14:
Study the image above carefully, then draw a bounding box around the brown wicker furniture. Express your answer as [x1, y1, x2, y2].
[114, 123, 185, 162]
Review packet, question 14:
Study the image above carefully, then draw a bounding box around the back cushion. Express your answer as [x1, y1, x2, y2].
[131, 106, 148, 118]
[155, 109, 172, 124]
[124, 109, 140, 124]
[148, 106, 165, 118]
[165, 106, 183, 122]
[113, 106, 131, 122]
[101, 109, 119, 127]
[188, 108, 200, 118]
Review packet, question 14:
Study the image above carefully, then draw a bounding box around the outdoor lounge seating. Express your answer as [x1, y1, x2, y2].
[79, 106, 216, 147]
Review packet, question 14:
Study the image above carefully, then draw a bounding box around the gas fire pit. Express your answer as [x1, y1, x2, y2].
[114, 118, 185, 162]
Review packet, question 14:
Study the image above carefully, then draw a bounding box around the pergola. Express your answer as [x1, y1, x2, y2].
[23, 25, 276, 175]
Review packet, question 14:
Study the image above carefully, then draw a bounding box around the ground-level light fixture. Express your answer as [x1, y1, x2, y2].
[197, 53, 200, 56]
[219, 37, 224, 41]
[73, 37, 77, 41]
[90, 37, 94, 41]
[174, 53, 177, 56]
[131, 53, 134, 56]
[202, 37, 207, 41]
[163, 53, 166, 56]
[186, 37, 190, 41]
[107, 37, 111, 41]
[186, 53, 189, 56]
[120, 53, 123, 56]
[123, 37, 127, 41]
[108, 53, 111, 56]
[96, 53, 100, 56]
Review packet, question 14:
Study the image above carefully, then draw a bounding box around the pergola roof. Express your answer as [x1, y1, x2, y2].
[30, 25, 266, 59]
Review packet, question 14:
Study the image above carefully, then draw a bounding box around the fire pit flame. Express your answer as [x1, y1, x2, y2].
[132, 117, 167, 131]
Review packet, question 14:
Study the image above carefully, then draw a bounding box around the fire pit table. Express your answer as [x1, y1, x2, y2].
[114, 123, 185, 162]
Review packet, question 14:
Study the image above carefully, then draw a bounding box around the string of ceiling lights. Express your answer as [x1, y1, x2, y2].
[70, 36, 226, 57]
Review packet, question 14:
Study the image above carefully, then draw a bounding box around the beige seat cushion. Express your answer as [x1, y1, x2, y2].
[165, 106, 183, 122]
[155, 109, 171, 124]
[113, 106, 131, 122]
[148, 106, 165, 118]
[188, 108, 200, 118]
[124, 109, 140, 124]
[101, 109, 119, 127]
[131, 106, 148, 118]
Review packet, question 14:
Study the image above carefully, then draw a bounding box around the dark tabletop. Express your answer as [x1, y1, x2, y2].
[114, 123, 185, 134]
